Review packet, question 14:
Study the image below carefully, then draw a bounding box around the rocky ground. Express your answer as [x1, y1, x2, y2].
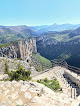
[0, 80, 80, 106]
[0, 66, 80, 106]
[0, 57, 38, 76]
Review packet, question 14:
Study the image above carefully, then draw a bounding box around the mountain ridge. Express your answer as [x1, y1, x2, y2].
[29, 23, 80, 33]
[1, 24, 80, 68]
[0, 25, 37, 44]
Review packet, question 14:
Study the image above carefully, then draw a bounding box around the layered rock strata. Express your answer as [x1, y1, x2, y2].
[0, 38, 37, 63]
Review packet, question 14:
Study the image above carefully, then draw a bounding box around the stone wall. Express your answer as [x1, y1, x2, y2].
[64, 69, 80, 87]
[0, 38, 37, 63]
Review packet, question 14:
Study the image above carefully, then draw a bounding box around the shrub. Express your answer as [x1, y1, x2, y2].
[37, 78, 61, 92]
[37, 80, 42, 83]
[3, 60, 31, 81]
[44, 78, 50, 83]
[8, 66, 31, 81]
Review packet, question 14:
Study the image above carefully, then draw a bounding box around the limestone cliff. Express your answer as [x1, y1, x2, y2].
[0, 38, 37, 63]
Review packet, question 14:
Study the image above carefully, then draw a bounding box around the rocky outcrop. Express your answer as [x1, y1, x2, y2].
[0, 57, 38, 74]
[0, 46, 17, 58]
[0, 38, 37, 63]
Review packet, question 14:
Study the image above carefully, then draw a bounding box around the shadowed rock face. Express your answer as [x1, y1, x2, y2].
[0, 38, 37, 62]
[36, 35, 80, 67]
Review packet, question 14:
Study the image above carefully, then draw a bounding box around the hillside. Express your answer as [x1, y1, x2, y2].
[1, 25, 80, 68]
[36, 35, 80, 68]
[31, 53, 52, 71]
[0, 25, 80, 106]
[0, 25, 36, 44]
[68, 27, 80, 38]
[0, 24, 80, 44]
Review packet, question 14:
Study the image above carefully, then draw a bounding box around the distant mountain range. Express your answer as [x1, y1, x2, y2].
[29, 24, 80, 33]
[1, 24, 80, 67]
[0, 24, 80, 44]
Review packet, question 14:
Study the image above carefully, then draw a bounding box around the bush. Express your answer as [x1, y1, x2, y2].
[37, 78, 61, 92]
[37, 80, 43, 83]
[8, 66, 31, 81]
[44, 78, 50, 83]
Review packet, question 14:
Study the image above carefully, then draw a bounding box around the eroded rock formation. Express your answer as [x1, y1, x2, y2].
[0, 38, 37, 63]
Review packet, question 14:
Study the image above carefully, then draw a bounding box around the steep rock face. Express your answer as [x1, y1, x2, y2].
[36, 36, 80, 67]
[0, 38, 37, 63]
[36, 36, 59, 47]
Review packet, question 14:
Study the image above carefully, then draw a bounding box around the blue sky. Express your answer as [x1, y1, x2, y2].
[0, 0, 80, 26]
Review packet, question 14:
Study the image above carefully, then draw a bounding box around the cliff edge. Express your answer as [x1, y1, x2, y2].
[0, 38, 37, 63]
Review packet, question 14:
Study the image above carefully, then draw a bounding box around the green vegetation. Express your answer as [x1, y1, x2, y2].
[51, 34, 69, 42]
[4, 61, 31, 81]
[0, 34, 19, 44]
[0, 25, 35, 44]
[0, 43, 11, 48]
[44, 78, 50, 83]
[58, 52, 71, 60]
[37, 78, 61, 92]
[8, 66, 31, 81]
[16, 105, 24, 106]
[31, 53, 52, 71]
[0, 39, 22, 48]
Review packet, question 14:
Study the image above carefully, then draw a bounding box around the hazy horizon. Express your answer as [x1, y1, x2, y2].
[0, 23, 80, 27]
